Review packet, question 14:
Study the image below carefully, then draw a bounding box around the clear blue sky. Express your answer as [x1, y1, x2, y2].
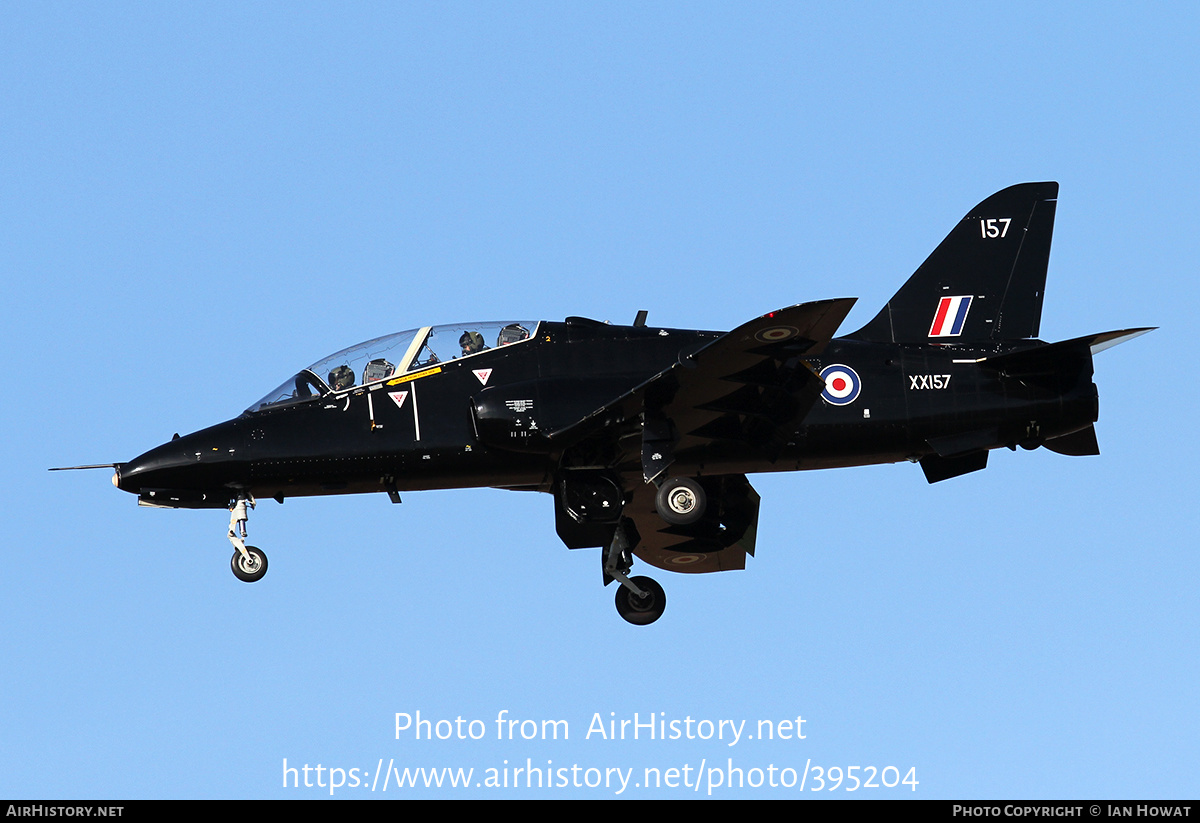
[3, 3, 1196, 798]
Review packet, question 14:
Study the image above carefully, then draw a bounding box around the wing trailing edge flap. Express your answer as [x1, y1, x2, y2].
[626, 474, 762, 574]
[551, 475, 762, 573]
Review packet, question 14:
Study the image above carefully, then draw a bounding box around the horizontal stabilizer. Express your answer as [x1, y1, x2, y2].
[979, 328, 1155, 387]
[1086, 327, 1155, 355]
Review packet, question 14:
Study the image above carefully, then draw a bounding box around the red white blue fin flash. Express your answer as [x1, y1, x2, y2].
[929, 295, 972, 337]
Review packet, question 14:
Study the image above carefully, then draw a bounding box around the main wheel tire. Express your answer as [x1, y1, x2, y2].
[656, 478, 706, 526]
[614, 575, 666, 625]
[231, 546, 268, 583]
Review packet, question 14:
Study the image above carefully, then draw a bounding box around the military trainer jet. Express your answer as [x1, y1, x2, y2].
[54, 183, 1150, 624]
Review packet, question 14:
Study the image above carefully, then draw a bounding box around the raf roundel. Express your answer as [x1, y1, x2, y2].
[820, 364, 862, 405]
[754, 325, 799, 343]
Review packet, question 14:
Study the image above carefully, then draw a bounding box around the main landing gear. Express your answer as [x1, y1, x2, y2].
[655, 477, 706, 526]
[614, 576, 666, 625]
[228, 493, 268, 583]
[593, 476, 713, 625]
[604, 523, 666, 625]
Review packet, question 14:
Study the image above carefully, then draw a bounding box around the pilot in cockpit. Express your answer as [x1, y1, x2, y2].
[328, 365, 355, 391]
[459, 330, 486, 356]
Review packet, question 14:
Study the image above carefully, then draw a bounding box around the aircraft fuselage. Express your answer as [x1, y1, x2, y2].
[115, 321, 1099, 507]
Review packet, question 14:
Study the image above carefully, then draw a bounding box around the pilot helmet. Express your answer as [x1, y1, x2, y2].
[497, 323, 529, 346]
[328, 365, 355, 391]
[460, 330, 485, 354]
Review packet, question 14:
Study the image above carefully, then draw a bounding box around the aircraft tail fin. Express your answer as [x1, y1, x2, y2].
[849, 182, 1059, 344]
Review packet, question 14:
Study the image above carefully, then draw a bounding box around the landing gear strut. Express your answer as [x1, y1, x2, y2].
[603, 522, 666, 625]
[228, 493, 268, 583]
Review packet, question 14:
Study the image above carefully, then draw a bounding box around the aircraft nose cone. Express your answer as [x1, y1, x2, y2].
[117, 439, 190, 492]
[116, 419, 245, 500]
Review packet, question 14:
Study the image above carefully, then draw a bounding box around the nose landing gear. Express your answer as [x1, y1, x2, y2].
[231, 545, 268, 582]
[227, 493, 268, 583]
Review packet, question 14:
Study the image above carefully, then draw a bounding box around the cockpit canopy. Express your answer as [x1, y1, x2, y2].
[246, 320, 537, 413]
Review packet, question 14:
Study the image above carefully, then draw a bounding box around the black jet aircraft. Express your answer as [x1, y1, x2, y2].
[55, 183, 1151, 624]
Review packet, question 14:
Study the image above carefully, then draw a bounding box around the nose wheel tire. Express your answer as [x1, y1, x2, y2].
[231, 546, 268, 583]
[655, 477, 706, 526]
[614, 575, 666, 625]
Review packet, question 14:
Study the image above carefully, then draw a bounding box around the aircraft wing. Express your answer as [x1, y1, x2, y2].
[550, 297, 857, 482]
